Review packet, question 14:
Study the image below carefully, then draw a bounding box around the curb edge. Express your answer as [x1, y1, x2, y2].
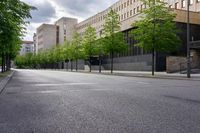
[0, 71, 15, 94]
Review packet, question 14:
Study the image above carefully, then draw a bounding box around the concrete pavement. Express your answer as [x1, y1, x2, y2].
[0, 69, 200, 133]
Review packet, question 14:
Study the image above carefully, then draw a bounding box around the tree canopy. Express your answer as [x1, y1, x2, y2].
[102, 9, 127, 73]
[131, 0, 181, 75]
[0, 0, 34, 72]
[131, 0, 181, 53]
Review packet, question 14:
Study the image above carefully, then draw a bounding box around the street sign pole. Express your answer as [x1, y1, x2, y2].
[187, 0, 191, 78]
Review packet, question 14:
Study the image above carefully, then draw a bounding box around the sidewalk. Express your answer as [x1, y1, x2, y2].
[71, 70, 200, 80]
[0, 71, 15, 94]
[27, 69, 200, 80]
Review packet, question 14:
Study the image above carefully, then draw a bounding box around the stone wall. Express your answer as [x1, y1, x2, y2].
[166, 50, 200, 73]
[166, 56, 187, 73]
[191, 50, 200, 68]
[102, 54, 152, 71]
[64, 60, 85, 70]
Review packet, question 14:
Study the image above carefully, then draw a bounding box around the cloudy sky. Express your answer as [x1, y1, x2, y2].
[21, 0, 118, 40]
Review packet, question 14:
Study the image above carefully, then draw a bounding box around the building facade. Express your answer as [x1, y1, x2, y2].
[55, 17, 78, 44]
[36, 24, 57, 52]
[76, 0, 200, 36]
[36, 18, 78, 52]
[19, 41, 34, 55]
[33, 33, 37, 54]
[34, 0, 200, 71]
[76, 0, 200, 71]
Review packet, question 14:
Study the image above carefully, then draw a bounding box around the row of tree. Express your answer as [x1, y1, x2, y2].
[15, 10, 128, 73]
[0, 0, 33, 73]
[15, 0, 181, 75]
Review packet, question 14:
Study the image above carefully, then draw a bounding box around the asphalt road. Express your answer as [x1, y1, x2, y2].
[0, 69, 200, 133]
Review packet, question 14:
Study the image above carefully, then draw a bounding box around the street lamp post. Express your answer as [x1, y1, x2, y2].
[187, 0, 191, 78]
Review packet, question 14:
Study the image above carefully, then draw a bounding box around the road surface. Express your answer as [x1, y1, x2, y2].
[0, 69, 200, 133]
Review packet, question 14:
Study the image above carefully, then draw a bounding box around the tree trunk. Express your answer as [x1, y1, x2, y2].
[1, 53, 4, 73]
[152, 49, 155, 76]
[99, 55, 102, 73]
[76, 59, 78, 72]
[111, 51, 114, 74]
[62, 61, 64, 69]
[2, 53, 5, 73]
[89, 56, 91, 72]
[8, 54, 10, 71]
[8, 55, 11, 71]
[71, 60, 73, 71]
[5, 53, 8, 71]
[66, 61, 69, 71]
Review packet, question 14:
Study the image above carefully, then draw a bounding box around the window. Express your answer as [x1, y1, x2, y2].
[124, 2, 126, 8]
[124, 13, 126, 19]
[134, 8, 136, 14]
[130, 0, 133, 4]
[175, 2, 179, 9]
[127, 0, 129, 6]
[143, 4, 147, 9]
[190, 0, 193, 4]
[127, 11, 129, 17]
[119, 6, 121, 11]
[121, 4, 123, 9]
[137, 6, 140, 12]
[182, 0, 186, 7]
[121, 14, 123, 20]
[63, 24, 66, 30]
[130, 10, 133, 16]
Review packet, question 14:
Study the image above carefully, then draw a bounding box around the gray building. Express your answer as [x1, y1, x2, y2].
[55, 17, 78, 44]
[19, 41, 34, 55]
[33, 0, 200, 72]
[36, 24, 57, 52]
[35, 18, 78, 52]
[33, 33, 37, 54]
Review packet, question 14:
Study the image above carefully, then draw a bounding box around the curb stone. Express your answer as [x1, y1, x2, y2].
[60, 70, 200, 81]
[0, 71, 15, 94]
[111, 73, 200, 81]
[21, 69, 200, 81]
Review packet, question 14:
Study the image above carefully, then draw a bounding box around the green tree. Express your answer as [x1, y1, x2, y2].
[131, 0, 181, 75]
[95, 38, 105, 73]
[103, 9, 127, 73]
[71, 32, 83, 71]
[0, 0, 34, 72]
[82, 26, 97, 72]
[62, 41, 71, 70]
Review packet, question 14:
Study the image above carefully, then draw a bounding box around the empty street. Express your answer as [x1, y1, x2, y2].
[0, 70, 200, 133]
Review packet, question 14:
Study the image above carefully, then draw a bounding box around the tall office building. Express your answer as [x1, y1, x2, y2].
[77, 0, 200, 36]
[55, 17, 78, 44]
[19, 41, 35, 55]
[33, 33, 37, 54]
[36, 24, 57, 52]
[34, 0, 200, 71]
